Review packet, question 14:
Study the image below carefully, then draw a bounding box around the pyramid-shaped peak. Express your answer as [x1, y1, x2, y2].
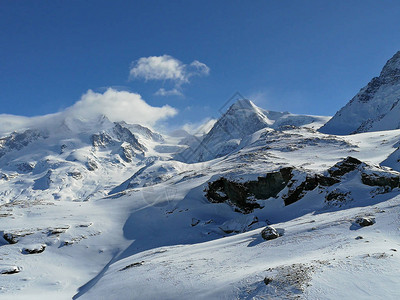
[380, 50, 400, 77]
[229, 98, 256, 110]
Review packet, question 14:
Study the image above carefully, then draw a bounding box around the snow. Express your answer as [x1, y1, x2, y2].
[1, 84, 400, 299]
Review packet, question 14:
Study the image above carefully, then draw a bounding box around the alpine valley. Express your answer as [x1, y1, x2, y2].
[1, 52, 400, 300]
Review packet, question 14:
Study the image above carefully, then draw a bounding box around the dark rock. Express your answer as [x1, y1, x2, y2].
[113, 123, 146, 153]
[16, 162, 35, 173]
[86, 159, 98, 171]
[246, 167, 293, 199]
[120, 144, 135, 162]
[48, 226, 69, 235]
[355, 217, 375, 227]
[361, 172, 400, 189]
[22, 244, 46, 254]
[119, 261, 144, 271]
[62, 240, 74, 246]
[205, 168, 293, 213]
[205, 177, 260, 213]
[283, 174, 339, 206]
[68, 171, 82, 180]
[191, 218, 200, 227]
[316, 175, 340, 186]
[264, 277, 272, 285]
[326, 189, 351, 202]
[91, 132, 114, 148]
[3, 233, 18, 244]
[328, 157, 362, 178]
[76, 223, 92, 228]
[261, 226, 279, 240]
[0, 129, 45, 158]
[0, 266, 21, 275]
[355, 236, 363, 240]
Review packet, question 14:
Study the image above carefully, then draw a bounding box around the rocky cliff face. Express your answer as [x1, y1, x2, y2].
[320, 51, 400, 135]
[205, 157, 400, 213]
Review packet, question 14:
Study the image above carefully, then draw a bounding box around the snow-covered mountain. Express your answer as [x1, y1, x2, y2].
[0, 113, 173, 203]
[178, 99, 329, 163]
[1, 91, 400, 299]
[320, 51, 400, 135]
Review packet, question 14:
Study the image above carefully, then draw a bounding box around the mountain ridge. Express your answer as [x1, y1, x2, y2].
[320, 51, 400, 135]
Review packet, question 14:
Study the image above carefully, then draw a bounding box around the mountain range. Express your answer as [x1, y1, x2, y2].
[1, 52, 400, 299]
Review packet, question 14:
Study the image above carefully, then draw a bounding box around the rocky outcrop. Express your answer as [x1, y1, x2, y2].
[283, 174, 339, 206]
[68, 171, 82, 180]
[355, 217, 375, 227]
[328, 157, 363, 177]
[206, 157, 400, 212]
[325, 189, 351, 203]
[86, 159, 98, 171]
[0, 266, 21, 275]
[22, 244, 46, 254]
[91, 132, 114, 148]
[3, 230, 34, 244]
[0, 129, 45, 158]
[113, 123, 147, 153]
[361, 171, 400, 189]
[205, 168, 293, 213]
[3, 233, 18, 244]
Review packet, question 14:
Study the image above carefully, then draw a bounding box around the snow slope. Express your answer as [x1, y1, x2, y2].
[1, 96, 400, 299]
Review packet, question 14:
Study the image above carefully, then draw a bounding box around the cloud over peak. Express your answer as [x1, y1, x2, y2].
[68, 88, 177, 126]
[0, 88, 178, 136]
[129, 55, 210, 96]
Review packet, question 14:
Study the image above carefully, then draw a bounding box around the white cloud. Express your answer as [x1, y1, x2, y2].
[0, 88, 178, 136]
[189, 60, 210, 76]
[129, 55, 210, 96]
[130, 55, 186, 82]
[155, 88, 183, 97]
[66, 88, 177, 126]
[0, 114, 59, 136]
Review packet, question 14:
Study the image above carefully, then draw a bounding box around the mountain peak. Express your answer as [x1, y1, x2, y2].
[320, 50, 400, 135]
[229, 98, 255, 110]
[380, 51, 400, 78]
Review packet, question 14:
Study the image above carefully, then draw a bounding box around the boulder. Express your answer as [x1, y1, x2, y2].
[0, 266, 21, 275]
[22, 244, 46, 254]
[3, 233, 18, 244]
[355, 217, 375, 227]
[261, 226, 279, 240]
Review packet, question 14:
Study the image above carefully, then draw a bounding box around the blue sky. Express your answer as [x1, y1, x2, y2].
[2, 0, 400, 128]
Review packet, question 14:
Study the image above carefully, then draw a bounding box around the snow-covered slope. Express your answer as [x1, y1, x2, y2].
[320, 51, 400, 135]
[1, 96, 400, 299]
